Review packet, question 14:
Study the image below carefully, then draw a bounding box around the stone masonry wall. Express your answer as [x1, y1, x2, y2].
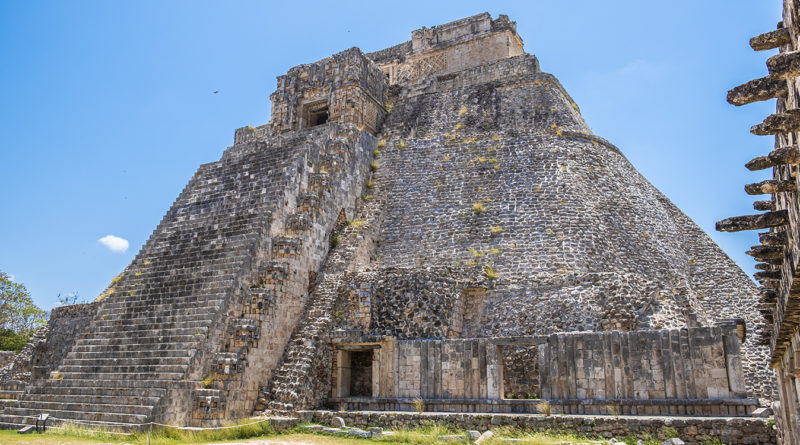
[368, 52, 772, 401]
[312, 411, 776, 445]
[330, 326, 753, 417]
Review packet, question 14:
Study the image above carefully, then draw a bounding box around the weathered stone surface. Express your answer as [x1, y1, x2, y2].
[312, 411, 777, 445]
[746, 245, 784, 260]
[716, 210, 789, 232]
[728, 76, 787, 106]
[759, 231, 787, 246]
[753, 200, 775, 211]
[745, 179, 796, 195]
[751, 109, 800, 135]
[746, 145, 800, 170]
[767, 49, 800, 80]
[751, 27, 792, 51]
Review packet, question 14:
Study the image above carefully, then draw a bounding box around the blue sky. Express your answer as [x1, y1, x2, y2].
[0, 1, 782, 310]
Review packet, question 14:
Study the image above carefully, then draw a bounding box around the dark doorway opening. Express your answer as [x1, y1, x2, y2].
[309, 106, 329, 127]
[349, 351, 373, 397]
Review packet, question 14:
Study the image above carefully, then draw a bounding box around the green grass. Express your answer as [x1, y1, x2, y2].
[0, 422, 612, 445]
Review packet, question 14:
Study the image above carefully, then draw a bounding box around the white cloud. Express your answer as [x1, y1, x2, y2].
[98, 235, 129, 253]
[7, 274, 14, 281]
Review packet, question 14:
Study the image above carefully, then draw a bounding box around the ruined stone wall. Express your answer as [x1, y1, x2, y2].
[269, 48, 387, 134]
[313, 411, 776, 445]
[368, 13, 524, 86]
[0, 302, 98, 384]
[0, 352, 13, 370]
[29, 302, 99, 380]
[338, 268, 483, 339]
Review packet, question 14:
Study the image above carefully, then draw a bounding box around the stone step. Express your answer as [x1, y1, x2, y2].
[88, 325, 208, 337]
[26, 385, 166, 398]
[93, 318, 212, 331]
[100, 299, 222, 312]
[3, 406, 149, 426]
[57, 371, 184, 381]
[12, 399, 153, 416]
[76, 334, 201, 346]
[37, 378, 175, 389]
[72, 342, 196, 353]
[99, 306, 220, 321]
[17, 393, 160, 407]
[61, 356, 191, 367]
[58, 363, 189, 374]
[0, 412, 145, 432]
[0, 390, 22, 400]
[105, 289, 229, 306]
[66, 349, 193, 360]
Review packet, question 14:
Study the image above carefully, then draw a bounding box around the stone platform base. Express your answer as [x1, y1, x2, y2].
[332, 396, 760, 417]
[310, 410, 776, 445]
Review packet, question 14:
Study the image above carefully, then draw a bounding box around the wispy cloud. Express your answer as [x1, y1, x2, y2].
[617, 59, 672, 77]
[98, 235, 129, 253]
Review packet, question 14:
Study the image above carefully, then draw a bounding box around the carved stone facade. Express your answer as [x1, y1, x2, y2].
[269, 48, 387, 135]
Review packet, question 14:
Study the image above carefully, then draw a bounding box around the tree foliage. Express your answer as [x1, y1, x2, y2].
[0, 272, 46, 352]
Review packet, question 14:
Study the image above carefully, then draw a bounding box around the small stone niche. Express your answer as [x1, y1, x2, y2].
[501, 345, 540, 399]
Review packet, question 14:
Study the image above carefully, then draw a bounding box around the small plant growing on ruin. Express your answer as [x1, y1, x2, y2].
[536, 400, 551, 416]
[363, 195, 373, 202]
[135, 271, 141, 277]
[489, 158, 498, 164]
[202, 373, 217, 389]
[689, 259, 697, 265]
[398, 140, 407, 149]
[366, 180, 375, 188]
[412, 398, 425, 414]
[373, 149, 381, 157]
[467, 248, 483, 258]
[485, 266, 499, 280]
[110, 274, 122, 285]
[143, 259, 151, 266]
[492, 135, 501, 141]
[96, 293, 107, 302]
[490, 226, 503, 235]
[385, 103, 394, 113]
[458, 106, 468, 115]
[490, 248, 501, 255]
[472, 203, 486, 213]
[455, 123, 464, 131]
[370, 161, 379, 172]
[53, 371, 63, 381]
[247, 125, 255, 131]
[377, 140, 386, 148]
[330, 235, 341, 249]
[605, 404, 619, 418]
[102, 315, 109, 321]
[662, 426, 679, 439]
[347, 219, 366, 228]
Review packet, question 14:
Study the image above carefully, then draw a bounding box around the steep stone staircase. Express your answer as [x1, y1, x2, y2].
[0, 136, 303, 430]
[259, 148, 386, 412]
